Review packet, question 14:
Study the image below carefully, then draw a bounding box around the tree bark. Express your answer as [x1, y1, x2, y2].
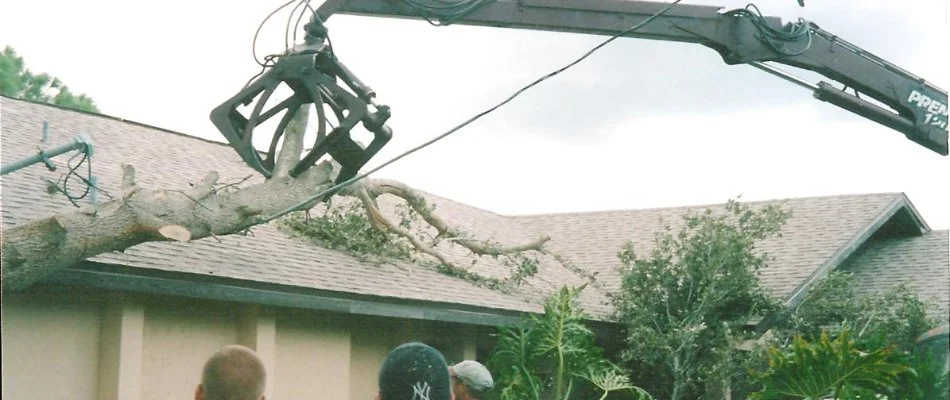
[1, 161, 338, 291]
[1, 109, 334, 291]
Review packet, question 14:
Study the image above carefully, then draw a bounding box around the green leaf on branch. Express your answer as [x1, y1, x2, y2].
[277, 204, 414, 262]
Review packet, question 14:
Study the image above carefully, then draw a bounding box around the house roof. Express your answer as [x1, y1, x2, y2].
[841, 229, 950, 321]
[2, 96, 943, 324]
[512, 193, 924, 301]
[0, 96, 579, 319]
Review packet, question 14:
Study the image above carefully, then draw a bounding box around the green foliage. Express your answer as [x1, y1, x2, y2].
[750, 328, 911, 399]
[612, 199, 789, 400]
[888, 347, 950, 400]
[780, 270, 938, 354]
[488, 285, 653, 400]
[1, 46, 100, 112]
[277, 204, 414, 261]
[751, 270, 945, 399]
[576, 366, 654, 400]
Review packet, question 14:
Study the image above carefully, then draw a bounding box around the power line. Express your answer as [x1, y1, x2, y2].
[260, 0, 685, 223]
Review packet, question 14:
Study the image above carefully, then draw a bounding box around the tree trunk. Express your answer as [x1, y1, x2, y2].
[1, 109, 339, 291]
[1, 162, 338, 291]
[672, 355, 684, 400]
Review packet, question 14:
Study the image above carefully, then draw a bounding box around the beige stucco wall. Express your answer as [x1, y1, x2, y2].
[1, 285, 485, 400]
[141, 297, 241, 400]
[274, 310, 352, 400]
[1, 292, 103, 400]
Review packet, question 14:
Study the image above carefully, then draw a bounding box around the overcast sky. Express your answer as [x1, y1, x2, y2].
[2, 0, 948, 229]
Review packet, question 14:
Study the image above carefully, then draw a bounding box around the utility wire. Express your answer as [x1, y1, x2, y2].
[260, 0, 685, 223]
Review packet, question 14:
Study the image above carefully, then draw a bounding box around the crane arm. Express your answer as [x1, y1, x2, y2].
[316, 0, 949, 155]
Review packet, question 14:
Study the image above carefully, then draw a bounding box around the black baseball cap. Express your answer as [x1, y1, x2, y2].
[378, 342, 453, 400]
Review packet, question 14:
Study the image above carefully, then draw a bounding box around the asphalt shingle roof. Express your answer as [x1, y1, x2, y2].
[0, 97, 544, 314]
[512, 193, 905, 300]
[3, 96, 944, 322]
[842, 230, 950, 321]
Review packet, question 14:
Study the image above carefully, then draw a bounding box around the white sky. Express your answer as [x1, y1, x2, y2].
[2, 0, 948, 229]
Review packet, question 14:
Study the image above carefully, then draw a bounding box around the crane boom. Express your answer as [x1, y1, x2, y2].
[316, 0, 949, 155]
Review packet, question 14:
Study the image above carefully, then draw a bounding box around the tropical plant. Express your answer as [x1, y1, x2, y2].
[882, 341, 950, 400]
[576, 365, 654, 400]
[750, 328, 911, 400]
[487, 285, 652, 400]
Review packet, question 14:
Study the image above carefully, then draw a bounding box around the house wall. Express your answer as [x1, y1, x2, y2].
[1, 291, 103, 400]
[0, 285, 484, 400]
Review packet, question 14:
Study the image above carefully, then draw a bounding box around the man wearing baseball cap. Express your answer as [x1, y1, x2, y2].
[448, 360, 494, 400]
[377, 342, 454, 400]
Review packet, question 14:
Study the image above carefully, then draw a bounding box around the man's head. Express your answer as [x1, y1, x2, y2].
[195, 345, 267, 400]
[377, 342, 454, 400]
[449, 360, 494, 400]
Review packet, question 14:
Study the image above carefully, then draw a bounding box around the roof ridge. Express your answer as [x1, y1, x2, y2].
[3, 97, 908, 224]
[504, 192, 904, 219]
[402, 186, 510, 217]
[3, 95, 517, 218]
[2, 95, 233, 148]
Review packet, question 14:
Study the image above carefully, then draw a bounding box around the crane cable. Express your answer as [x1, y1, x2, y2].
[723, 3, 814, 56]
[259, 0, 685, 223]
[399, 0, 495, 26]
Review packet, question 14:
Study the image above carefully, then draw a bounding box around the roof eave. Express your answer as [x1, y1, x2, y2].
[36, 262, 529, 328]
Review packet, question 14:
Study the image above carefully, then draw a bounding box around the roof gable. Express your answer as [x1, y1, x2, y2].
[841, 229, 949, 321]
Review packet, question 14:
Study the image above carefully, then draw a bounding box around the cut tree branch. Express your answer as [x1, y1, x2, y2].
[335, 179, 553, 288]
[355, 179, 551, 255]
[351, 186, 452, 268]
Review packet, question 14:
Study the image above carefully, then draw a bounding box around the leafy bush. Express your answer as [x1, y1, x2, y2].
[780, 271, 938, 353]
[612, 200, 788, 400]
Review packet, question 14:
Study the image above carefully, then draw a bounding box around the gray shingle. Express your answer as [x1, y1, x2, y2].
[842, 230, 950, 321]
[511, 193, 904, 300]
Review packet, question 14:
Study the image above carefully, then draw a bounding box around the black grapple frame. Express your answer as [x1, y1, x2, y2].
[210, 16, 392, 186]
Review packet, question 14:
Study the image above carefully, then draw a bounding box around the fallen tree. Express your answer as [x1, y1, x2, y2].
[0, 107, 549, 291]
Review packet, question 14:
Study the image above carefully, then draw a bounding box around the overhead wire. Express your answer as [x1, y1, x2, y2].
[260, 0, 686, 223]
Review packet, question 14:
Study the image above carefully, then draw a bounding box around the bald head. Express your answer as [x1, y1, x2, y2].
[197, 345, 267, 400]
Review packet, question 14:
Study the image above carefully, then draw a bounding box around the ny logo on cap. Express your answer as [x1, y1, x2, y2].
[411, 381, 431, 400]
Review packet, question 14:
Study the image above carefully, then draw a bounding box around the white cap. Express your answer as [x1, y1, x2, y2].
[450, 360, 494, 392]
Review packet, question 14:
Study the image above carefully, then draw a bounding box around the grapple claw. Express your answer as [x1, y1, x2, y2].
[210, 21, 392, 186]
